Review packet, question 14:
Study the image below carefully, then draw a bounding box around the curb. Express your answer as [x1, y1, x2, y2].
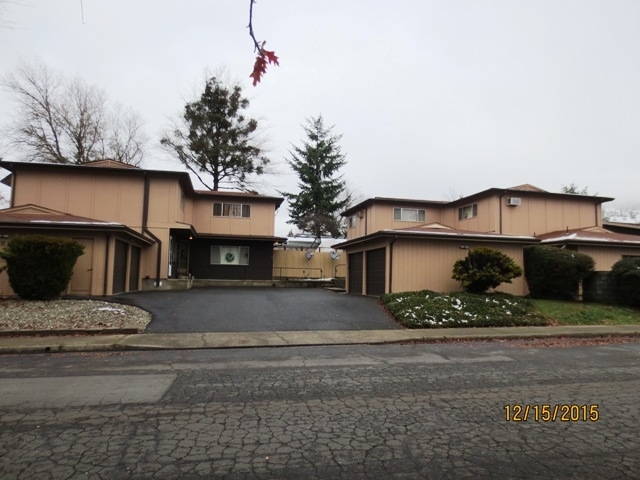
[1, 327, 640, 355]
[0, 328, 142, 338]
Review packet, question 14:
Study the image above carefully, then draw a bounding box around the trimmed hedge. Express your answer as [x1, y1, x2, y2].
[0, 235, 85, 300]
[452, 247, 523, 294]
[523, 246, 594, 300]
[610, 257, 640, 308]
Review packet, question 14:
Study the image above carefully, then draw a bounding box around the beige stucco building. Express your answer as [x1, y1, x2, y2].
[336, 184, 640, 295]
[0, 160, 284, 297]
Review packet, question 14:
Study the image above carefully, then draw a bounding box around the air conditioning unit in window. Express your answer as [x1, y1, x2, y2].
[507, 197, 521, 206]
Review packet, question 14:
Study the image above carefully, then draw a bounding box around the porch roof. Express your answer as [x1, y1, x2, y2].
[538, 227, 640, 247]
[0, 208, 154, 245]
[334, 224, 537, 249]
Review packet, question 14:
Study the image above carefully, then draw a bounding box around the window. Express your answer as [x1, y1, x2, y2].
[458, 203, 478, 220]
[393, 208, 425, 222]
[348, 216, 357, 228]
[210, 246, 250, 265]
[179, 191, 185, 211]
[213, 202, 251, 218]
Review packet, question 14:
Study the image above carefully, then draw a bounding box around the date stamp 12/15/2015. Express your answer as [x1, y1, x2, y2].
[504, 404, 599, 422]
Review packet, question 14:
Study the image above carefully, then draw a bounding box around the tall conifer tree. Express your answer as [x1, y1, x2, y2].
[283, 116, 350, 239]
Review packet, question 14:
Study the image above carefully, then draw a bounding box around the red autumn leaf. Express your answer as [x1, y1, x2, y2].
[250, 42, 279, 86]
[250, 55, 268, 86]
[262, 49, 279, 66]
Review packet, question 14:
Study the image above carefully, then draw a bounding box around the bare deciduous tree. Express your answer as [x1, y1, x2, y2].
[2, 61, 146, 165]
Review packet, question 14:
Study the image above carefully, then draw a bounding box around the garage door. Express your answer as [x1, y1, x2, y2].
[348, 252, 363, 294]
[112, 240, 127, 294]
[366, 248, 386, 295]
[128, 246, 141, 292]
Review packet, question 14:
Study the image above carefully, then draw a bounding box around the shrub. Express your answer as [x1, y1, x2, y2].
[0, 235, 85, 299]
[523, 246, 594, 300]
[452, 247, 523, 294]
[610, 257, 640, 308]
[380, 289, 549, 328]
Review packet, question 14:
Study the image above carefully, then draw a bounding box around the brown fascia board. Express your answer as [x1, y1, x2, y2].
[0, 220, 154, 245]
[603, 222, 640, 236]
[538, 229, 640, 247]
[193, 190, 284, 208]
[193, 232, 288, 243]
[341, 197, 448, 217]
[340, 188, 615, 218]
[0, 160, 196, 194]
[333, 229, 538, 249]
[0, 160, 283, 205]
[448, 188, 614, 206]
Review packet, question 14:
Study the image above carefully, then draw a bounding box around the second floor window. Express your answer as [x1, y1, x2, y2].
[213, 202, 251, 218]
[394, 208, 425, 222]
[348, 216, 357, 228]
[458, 203, 478, 220]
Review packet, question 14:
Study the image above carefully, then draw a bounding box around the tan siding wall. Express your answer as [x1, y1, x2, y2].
[147, 178, 176, 226]
[345, 208, 367, 240]
[273, 250, 345, 279]
[13, 170, 145, 229]
[391, 239, 528, 295]
[450, 197, 496, 232]
[366, 204, 443, 233]
[501, 196, 600, 236]
[139, 227, 170, 280]
[576, 246, 640, 271]
[191, 200, 275, 236]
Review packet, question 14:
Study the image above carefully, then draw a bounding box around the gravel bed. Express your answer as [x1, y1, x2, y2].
[0, 299, 151, 332]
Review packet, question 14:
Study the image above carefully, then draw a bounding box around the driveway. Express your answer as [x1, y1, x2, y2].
[115, 288, 401, 333]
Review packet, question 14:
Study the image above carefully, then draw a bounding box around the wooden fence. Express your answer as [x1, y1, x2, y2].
[272, 250, 346, 279]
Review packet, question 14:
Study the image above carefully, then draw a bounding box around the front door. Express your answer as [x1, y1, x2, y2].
[70, 238, 94, 295]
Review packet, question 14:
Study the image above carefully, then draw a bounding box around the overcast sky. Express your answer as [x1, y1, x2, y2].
[1, 0, 639, 235]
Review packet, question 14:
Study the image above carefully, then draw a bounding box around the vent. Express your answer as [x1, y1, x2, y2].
[507, 197, 521, 206]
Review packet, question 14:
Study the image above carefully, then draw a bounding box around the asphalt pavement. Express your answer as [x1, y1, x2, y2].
[115, 287, 401, 333]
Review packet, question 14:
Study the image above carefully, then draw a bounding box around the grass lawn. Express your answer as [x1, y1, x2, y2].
[380, 290, 640, 328]
[530, 299, 640, 326]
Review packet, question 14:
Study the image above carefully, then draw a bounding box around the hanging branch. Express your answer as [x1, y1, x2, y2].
[248, 0, 279, 86]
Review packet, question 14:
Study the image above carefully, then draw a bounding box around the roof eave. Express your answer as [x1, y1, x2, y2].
[334, 230, 538, 249]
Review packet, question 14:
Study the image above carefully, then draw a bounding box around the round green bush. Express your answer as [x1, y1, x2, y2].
[0, 235, 85, 300]
[524, 246, 594, 300]
[452, 247, 523, 294]
[610, 257, 640, 308]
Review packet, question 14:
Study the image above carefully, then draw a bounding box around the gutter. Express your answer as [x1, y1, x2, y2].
[142, 175, 162, 286]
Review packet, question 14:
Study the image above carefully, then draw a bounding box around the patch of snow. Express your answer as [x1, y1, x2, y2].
[93, 306, 127, 315]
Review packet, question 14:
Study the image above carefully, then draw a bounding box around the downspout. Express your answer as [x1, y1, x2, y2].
[498, 190, 507, 234]
[388, 235, 398, 294]
[103, 232, 110, 296]
[143, 175, 162, 287]
[364, 209, 368, 236]
[9, 171, 16, 207]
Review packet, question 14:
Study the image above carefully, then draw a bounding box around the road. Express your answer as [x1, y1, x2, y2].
[1, 341, 639, 479]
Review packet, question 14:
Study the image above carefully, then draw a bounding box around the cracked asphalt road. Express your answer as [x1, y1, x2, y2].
[1, 342, 639, 479]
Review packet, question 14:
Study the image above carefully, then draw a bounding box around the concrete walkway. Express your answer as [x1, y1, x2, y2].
[1, 325, 639, 354]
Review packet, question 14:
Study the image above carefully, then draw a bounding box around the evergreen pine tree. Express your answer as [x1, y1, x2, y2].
[160, 76, 268, 190]
[283, 116, 351, 239]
